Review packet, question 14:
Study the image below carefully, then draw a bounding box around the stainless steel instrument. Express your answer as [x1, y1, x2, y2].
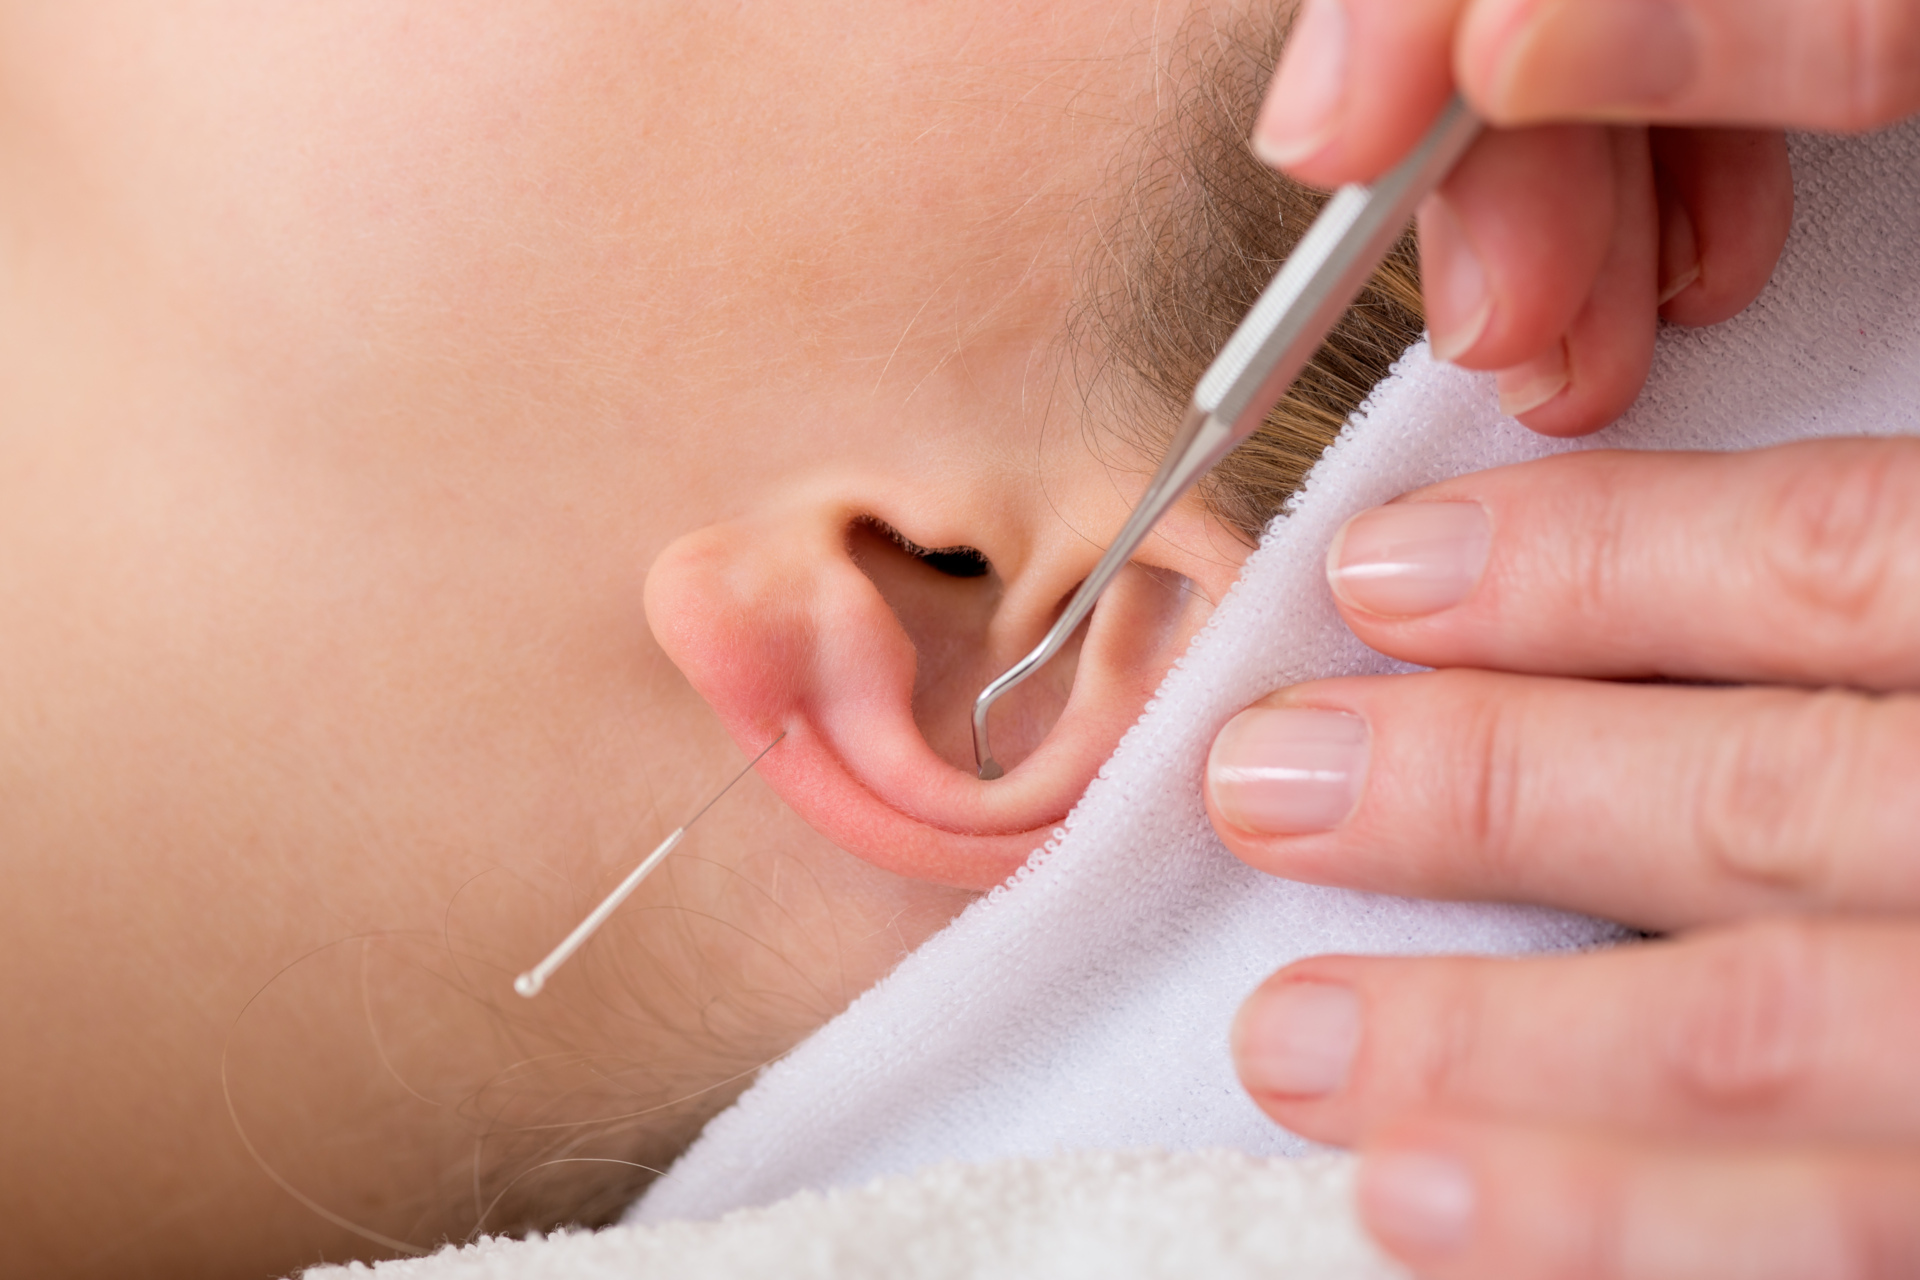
[971, 98, 1482, 779]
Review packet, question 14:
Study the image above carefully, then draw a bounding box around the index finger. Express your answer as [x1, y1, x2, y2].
[1255, 0, 1464, 184]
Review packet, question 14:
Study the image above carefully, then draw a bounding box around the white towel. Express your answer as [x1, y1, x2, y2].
[634, 122, 1920, 1225]
[306, 1151, 1404, 1280]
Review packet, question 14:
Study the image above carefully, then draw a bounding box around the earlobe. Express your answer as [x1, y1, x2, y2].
[644, 497, 1233, 890]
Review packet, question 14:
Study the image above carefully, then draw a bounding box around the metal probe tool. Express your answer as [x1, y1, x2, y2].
[971, 98, 1482, 780]
[514, 733, 785, 998]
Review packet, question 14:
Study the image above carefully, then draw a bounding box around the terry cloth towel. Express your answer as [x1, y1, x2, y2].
[306, 1151, 1405, 1280]
[634, 121, 1920, 1225]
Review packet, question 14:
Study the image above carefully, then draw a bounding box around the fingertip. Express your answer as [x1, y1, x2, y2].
[1505, 344, 1651, 437]
[1420, 127, 1617, 372]
[1485, 308, 1651, 437]
[1418, 190, 1495, 365]
[1656, 262, 1704, 310]
[1506, 126, 1660, 437]
[1257, 0, 1468, 187]
[1505, 362, 1639, 436]
[1495, 340, 1571, 420]
[1233, 977, 1362, 1102]
[1654, 172, 1702, 308]
[1206, 705, 1370, 839]
[1253, 0, 1350, 173]
[1650, 128, 1794, 328]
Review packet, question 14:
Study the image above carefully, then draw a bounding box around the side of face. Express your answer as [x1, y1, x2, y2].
[0, 2, 1255, 1275]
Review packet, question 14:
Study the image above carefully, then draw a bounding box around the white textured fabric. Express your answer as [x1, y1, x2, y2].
[306, 1150, 1405, 1280]
[635, 124, 1920, 1225]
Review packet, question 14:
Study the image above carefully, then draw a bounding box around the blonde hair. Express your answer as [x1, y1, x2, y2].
[1078, 9, 1424, 538]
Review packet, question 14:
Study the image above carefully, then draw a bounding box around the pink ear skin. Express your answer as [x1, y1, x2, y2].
[644, 501, 1223, 890]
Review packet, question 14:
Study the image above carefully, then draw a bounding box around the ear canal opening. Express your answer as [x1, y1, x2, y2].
[918, 547, 990, 579]
[846, 516, 1074, 774]
[856, 516, 991, 579]
[840, 515, 1208, 782]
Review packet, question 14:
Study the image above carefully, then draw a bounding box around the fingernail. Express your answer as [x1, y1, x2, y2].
[1657, 197, 1701, 305]
[1488, 0, 1699, 119]
[1208, 707, 1368, 835]
[1359, 1148, 1477, 1259]
[1253, 0, 1350, 168]
[1326, 502, 1491, 617]
[1417, 194, 1492, 363]
[1658, 262, 1701, 306]
[1495, 339, 1570, 417]
[1236, 981, 1361, 1097]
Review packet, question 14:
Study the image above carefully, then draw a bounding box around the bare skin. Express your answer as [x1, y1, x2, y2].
[0, 3, 1252, 1276]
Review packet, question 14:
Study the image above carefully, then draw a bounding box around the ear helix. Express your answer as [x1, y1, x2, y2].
[644, 502, 1220, 888]
[644, 506, 1068, 887]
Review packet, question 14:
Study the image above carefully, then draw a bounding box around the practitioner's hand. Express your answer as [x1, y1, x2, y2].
[1207, 439, 1920, 1275]
[1256, 0, 1920, 435]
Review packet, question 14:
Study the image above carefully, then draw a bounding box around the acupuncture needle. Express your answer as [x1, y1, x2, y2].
[514, 732, 787, 998]
[970, 96, 1483, 780]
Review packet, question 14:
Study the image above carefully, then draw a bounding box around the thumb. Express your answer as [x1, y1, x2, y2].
[1458, 0, 1920, 132]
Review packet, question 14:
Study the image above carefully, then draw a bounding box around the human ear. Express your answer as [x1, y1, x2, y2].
[644, 491, 1237, 889]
